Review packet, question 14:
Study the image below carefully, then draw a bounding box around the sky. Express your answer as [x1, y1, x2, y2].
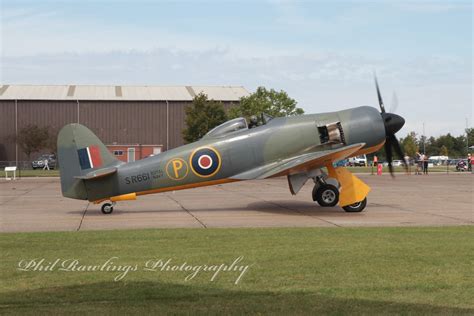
[1, 0, 472, 137]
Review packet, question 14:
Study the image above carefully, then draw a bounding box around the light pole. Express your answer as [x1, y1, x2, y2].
[422, 122, 426, 154]
[466, 118, 469, 154]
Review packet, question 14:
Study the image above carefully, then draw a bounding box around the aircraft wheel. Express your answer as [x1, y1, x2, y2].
[342, 198, 367, 213]
[101, 203, 114, 214]
[313, 184, 339, 207]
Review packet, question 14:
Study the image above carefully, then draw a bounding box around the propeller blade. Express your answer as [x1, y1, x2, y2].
[374, 73, 386, 113]
[390, 134, 408, 173]
[384, 138, 394, 176]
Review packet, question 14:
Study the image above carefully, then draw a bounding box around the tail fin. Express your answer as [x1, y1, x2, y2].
[57, 124, 120, 200]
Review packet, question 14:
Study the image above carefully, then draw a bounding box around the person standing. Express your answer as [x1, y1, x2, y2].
[468, 153, 472, 172]
[404, 154, 410, 174]
[415, 152, 422, 175]
[371, 155, 378, 175]
[43, 158, 50, 171]
[420, 154, 425, 174]
[423, 154, 429, 175]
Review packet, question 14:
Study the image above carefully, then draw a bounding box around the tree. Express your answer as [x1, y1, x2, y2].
[182, 93, 228, 143]
[401, 132, 418, 158]
[228, 86, 304, 120]
[440, 145, 448, 156]
[453, 135, 467, 157]
[46, 127, 59, 155]
[467, 128, 474, 149]
[424, 136, 436, 156]
[365, 129, 471, 161]
[435, 133, 459, 157]
[16, 125, 50, 160]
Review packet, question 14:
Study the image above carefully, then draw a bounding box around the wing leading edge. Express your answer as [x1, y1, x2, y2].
[231, 143, 365, 180]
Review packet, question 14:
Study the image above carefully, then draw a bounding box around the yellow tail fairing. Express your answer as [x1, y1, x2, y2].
[93, 192, 137, 204]
[110, 193, 137, 202]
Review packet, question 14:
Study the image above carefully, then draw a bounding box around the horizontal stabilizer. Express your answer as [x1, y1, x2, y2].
[75, 166, 117, 180]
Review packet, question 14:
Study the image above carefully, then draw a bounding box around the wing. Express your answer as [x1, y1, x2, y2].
[231, 143, 365, 180]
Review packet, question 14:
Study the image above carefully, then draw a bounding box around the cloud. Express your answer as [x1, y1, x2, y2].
[2, 48, 471, 136]
[1, 1, 471, 137]
[0, 3, 299, 58]
[394, 1, 472, 13]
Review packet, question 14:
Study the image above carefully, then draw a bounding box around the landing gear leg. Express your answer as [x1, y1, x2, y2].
[101, 202, 115, 214]
[342, 198, 367, 212]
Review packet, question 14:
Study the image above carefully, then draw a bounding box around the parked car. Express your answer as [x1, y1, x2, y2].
[347, 155, 367, 167]
[429, 156, 449, 165]
[391, 160, 404, 167]
[333, 159, 349, 167]
[382, 160, 410, 167]
[428, 159, 441, 166]
[32, 154, 57, 169]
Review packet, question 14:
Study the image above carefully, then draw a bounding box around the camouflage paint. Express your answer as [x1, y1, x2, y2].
[57, 106, 386, 202]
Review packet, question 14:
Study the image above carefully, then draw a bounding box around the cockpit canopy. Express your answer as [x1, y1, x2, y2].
[203, 114, 274, 139]
[204, 117, 248, 138]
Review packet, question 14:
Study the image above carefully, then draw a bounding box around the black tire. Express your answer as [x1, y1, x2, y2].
[313, 184, 339, 207]
[342, 198, 367, 213]
[101, 203, 114, 214]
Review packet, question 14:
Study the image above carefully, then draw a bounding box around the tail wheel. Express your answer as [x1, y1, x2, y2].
[313, 184, 339, 207]
[101, 203, 114, 214]
[342, 198, 367, 212]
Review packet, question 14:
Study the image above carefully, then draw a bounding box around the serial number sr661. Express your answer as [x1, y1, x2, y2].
[124, 169, 163, 184]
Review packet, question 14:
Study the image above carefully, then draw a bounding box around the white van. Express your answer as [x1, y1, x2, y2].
[348, 155, 367, 167]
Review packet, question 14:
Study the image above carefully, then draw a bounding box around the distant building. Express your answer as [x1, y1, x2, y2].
[0, 84, 249, 163]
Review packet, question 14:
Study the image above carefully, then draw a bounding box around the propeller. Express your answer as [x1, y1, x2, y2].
[374, 75, 386, 113]
[374, 74, 407, 176]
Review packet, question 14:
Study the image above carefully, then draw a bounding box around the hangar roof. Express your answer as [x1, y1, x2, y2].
[0, 84, 249, 101]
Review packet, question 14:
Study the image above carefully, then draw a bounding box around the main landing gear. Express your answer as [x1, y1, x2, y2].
[312, 184, 339, 207]
[101, 202, 115, 214]
[312, 176, 367, 212]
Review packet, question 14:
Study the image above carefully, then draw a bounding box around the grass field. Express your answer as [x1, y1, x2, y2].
[0, 166, 461, 178]
[1, 227, 473, 314]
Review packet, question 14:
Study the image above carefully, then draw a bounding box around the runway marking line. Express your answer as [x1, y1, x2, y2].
[166, 194, 207, 228]
[77, 202, 90, 231]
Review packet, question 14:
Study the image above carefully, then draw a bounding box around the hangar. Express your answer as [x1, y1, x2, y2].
[0, 84, 249, 164]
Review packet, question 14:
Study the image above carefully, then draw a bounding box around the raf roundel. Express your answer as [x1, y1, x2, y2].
[190, 147, 221, 177]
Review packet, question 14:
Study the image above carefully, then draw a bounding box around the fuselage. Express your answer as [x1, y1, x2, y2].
[85, 106, 386, 202]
